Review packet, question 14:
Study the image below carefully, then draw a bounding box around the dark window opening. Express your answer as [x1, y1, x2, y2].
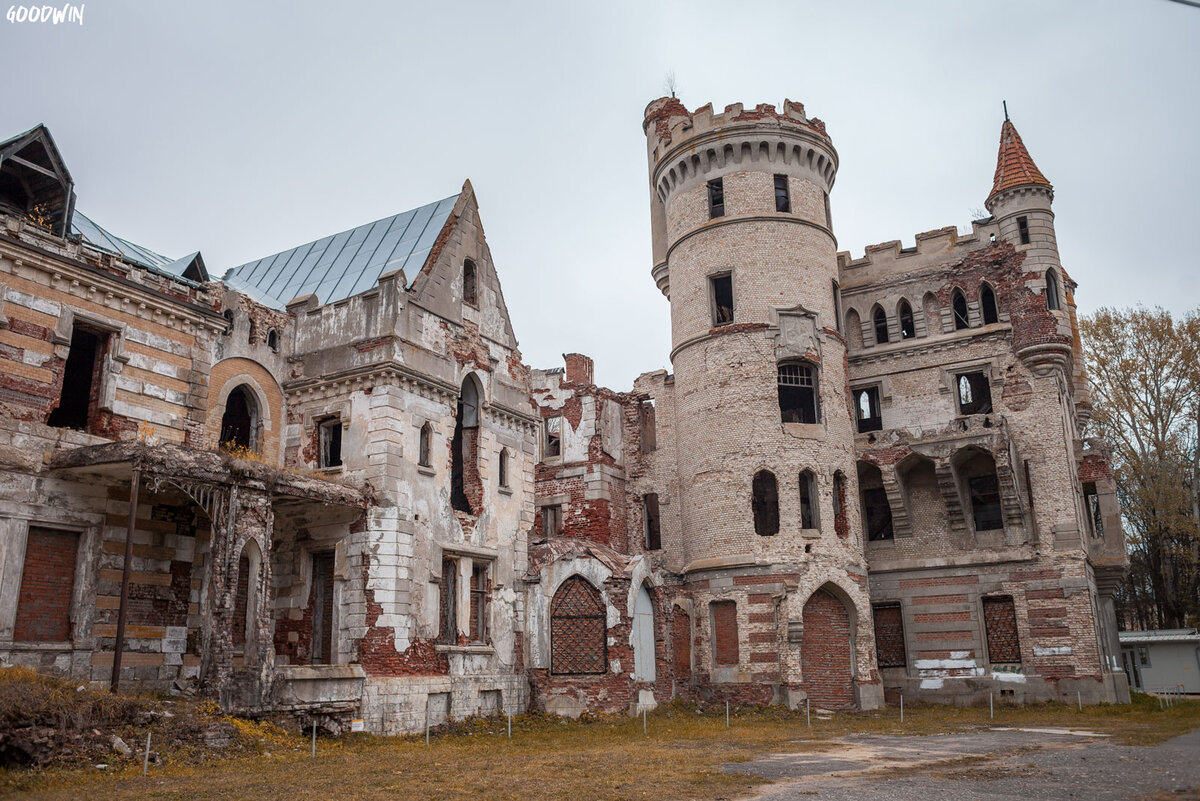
[711, 600, 739, 666]
[952, 290, 970, 330]
[643, 493, 662, 550]
[319, 418, 343, 468]
[855, 387, 882, 433]
[774, 174, 790, 212]
[799, 470, 818, 529]
[470, 562, 489, 643]
[639, 399, 657, 452]
[219, 385, 257, 451]
[859, 461, 893, 541]
[222, 309, 234, 335]
[498, 448, 509, 488]
[13, 528, 78, 642]
[1045, 270, 1061, 311]
[48, 325, 108, 432]
[463, 259, 478, 306]
[969, 474, 1004, 531]
[439, 557, 458, 645]
[832, 280, 842, 332]
[310, 551, 335, 664]
[778, 362, 818, 424]
[957, 372, 993, 415]
[452, 378, 481, 514]
[983, 596, 1021, 664]
[1084, 482, 1104, 537]
[873, 306, 889, 344]
[711, 273, 734, 326]
[551, 576, 606, 674]
[1016, 216, 1030, 245]
[1024, 459, 1035, 510]
[981, 284, 999, 325]
[266, 328, 279, 351]
[707, 178, 724, 218]
[899, 300, 915, 339]
[752, 470, 780, 536]
[544, 416, 561, 458]
[873, 604, 906, 668]
[541, 504, 562, 538]
[419, 422, 433, 467]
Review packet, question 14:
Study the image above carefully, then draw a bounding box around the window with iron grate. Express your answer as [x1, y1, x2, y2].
[983, 596, 1021, 664]
[872, 604, 906, 668]
[550, 577, 606, 674]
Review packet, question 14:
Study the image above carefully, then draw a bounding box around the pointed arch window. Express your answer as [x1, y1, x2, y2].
[498, 447, 510, 489]
[980, 284, 999, 325]
[952, 290, 970, 330]
[463, 259, 478, 307]
[873, 306, 889, 344]
[799, 470, 818, 529]
[752, 470, 780, 536]
[898, 300, 915, 339]
[419, 422, 433, 468]
[1045, 270, 1061, 311]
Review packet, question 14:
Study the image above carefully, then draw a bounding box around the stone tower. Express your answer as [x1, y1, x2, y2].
[643, 98, 883, 709]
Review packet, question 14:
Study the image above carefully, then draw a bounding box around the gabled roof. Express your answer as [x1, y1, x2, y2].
[70, 209, 173, 271]
[0, 123, 76, 235]
[222, 193, 460, 310]
[988, 119, 1051, 202]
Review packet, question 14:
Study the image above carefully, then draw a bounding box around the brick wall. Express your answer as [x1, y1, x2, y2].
[801, 590, 854, 708]
[13, 528, 79, 642]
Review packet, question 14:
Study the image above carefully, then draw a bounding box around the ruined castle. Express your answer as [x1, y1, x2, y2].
[0, 97, 1129, 732]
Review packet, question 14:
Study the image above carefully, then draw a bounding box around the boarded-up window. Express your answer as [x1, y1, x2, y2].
[550, 577, 606, 674]
[13, 528, 78, 642]
[872, 604, 906, 668]
[711, 601, 739, 666]
[983, 596, 1021, 664]
[310, 551, 335, 664]
[439, 557, 457, 645]
[643, 493, 661, 550]
[672, 606, 691, 680]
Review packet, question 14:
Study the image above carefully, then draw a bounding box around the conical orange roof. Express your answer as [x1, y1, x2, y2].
[988, 120, 1051, 202]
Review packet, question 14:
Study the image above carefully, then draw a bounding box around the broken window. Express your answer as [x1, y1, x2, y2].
[752, 470, 780, 536]
[872, 604, 906, 668]
[318, 418, 343, 468]
[541, 504, 562, 538]
[439, 557, 458, 645]
[707, 178, 724, 218]
[711, 600, 739, 666]
[47, 324, 108, 432]
[832, 470, 849, 539]
[543, 416, 562, 459]
[639, 399, 657, 452]
[219, 385, 258, 451]
[550, 576, 606, 674]
[980, 284, 999, 325]
[310, 551, 335, 664]
[1083, 482, 1104, 538]
[1045, 269, 1061, 311]
[469, 562, 489, 643]
[952, 290, 970, 330]
[643, 493, 662, 550]
[463, 259, 478, 306]
[873, 306, 889, 344]
[222, 308, 234, 335]
[266, 328, 279, 352]
[983, 595, 1021, 664]
[452, 377, 481, 513]
[898, 300, 915, 339]
[13, 527, 78, 642]
[778, 362, 818, 424]
[855, 387, 882, 433]
[956, 372, 993, 415]
[858, 461, 893, 541]
[498, 448, 510, 488]
[419, 422, 433, 468]
[799, 470, 818, 529]
[774, 174, 790, 212]
[711, 273, 734, 326]
[969, 475, 1004, 531]
[1016, 216, 1030, 245]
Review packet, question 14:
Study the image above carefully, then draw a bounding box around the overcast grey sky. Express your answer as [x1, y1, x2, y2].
[3, 0, 1197, 388]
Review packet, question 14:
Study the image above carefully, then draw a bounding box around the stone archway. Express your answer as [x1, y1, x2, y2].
[802, 587, 854, 709]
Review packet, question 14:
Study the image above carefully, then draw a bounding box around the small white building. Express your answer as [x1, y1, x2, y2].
[1119, 629, 1200, 694]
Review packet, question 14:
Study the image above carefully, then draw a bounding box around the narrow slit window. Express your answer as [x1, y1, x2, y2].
[639, 399, 657, 452]
[419, 422, 433, 467]
[778, 362, 819, 424]
[832, 470, 849, 539]
[1045, 270, 1062, 311]
[832, 280, 842, 332]
[956, 372, 993, 415]
[266, 328, 279, 352]
[873, 306, 889, 344]
[1083, 482, 1104, 538]
[752, 470, 780, 536]
[711, 273, 734, 326]
[498, 448, 510, 488]
[319, 418, 343, 468]
[643, 493, 661, 550]
[898, 300, 915, 339]
[798, 470, 818, 529]
[980, 284, 999, 324]
[1016, 216, 1030, 245]
[774, 174, 790, 212]
[952, 290, 970, 330]
[707, 178, 724, 218]
[439, 557, 458, 645]
[823, 191, 832, 228]
[855, 387, 882, 433]
[463, 259, 478, 306]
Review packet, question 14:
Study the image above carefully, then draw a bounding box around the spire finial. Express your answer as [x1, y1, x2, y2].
[1003, 100, 1009, 122]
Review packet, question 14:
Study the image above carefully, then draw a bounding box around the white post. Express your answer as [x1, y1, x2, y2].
[900, 693, 904, 723]
[311, 721, 317, 760]
[990, 693, 994, 719]
[143, 731, 151, 776]
[425, 702, 431, 745]
[725, 700, 729, 728]
[507, 711, 512, 740]
[1077, 690, 1082, 712]
[806, 698, 811, 728]
[643, 707, 647, 735]
[1159, 694, 1164, 710]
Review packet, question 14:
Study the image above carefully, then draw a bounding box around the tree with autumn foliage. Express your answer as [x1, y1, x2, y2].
[1081, 306, 1200, 630]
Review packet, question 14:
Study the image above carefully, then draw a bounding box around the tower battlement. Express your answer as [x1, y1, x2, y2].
[644, 97, 830, 164]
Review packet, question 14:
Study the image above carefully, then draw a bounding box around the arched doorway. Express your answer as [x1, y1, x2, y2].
[220, 385, 259, 451]
[632, 585, 656, 682]
[802, 587, 855, 709]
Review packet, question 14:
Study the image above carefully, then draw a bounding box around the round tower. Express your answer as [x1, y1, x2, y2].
[644, 98, 880, 709]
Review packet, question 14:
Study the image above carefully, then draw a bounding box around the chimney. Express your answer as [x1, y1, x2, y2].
[563, 353, 594, 386]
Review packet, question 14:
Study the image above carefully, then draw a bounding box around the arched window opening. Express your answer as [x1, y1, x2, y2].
[632, 585, 656, 681]
[451, 376, 482, 514]
[799, 469, 819, 529]
[832, 470, 849, 539]
[220, 385, 259, 452]
[980, 284, 999, 325]
[419, 422, 433, 468]
[550, 577, 606, 675]
[222, 309, 234, 335]
[498, 447, 510, 488]
[956, 448, 1004, 532]
[873, 306, 889, 344]
[463, 259, 478, 306]
[858, 461, 893, 541]
[1045, 270, 1061, 311]
[952, 290, 970, 330]
[266, 328, 279, 352]
[898, 300, 915, 339]
[752, 470, 780, 536]
[778, 362, 819, 424]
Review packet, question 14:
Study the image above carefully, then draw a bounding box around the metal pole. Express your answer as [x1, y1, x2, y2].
[806, 698, 811, 728]
[311, 721, 316, 760]
[507, 711, 511, 740]
[425, 703, 430, 745]
[142, 731, 151, 776]
[900, 693, 904, 723]
[990, 693, 994, 719]
[725, 700, 729, 728]
[1077, 691, 1082, 712]
[643, 707, 647, 734]
[111, 466, 140, 693]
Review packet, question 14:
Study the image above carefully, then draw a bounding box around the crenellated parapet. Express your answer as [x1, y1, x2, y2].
[837, 219, 1000, 282]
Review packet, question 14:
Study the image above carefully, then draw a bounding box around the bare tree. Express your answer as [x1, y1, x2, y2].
[663, 70, 677, 99]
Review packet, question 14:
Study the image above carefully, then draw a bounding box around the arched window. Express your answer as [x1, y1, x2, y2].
[463, 259, 478, 306]
[1045, 270, 1061, 311]
[799, 469, 819, 529]
[419, 422, 433, 468]
[266, 328, 279, 352]
[550, 577, 606, 675]
[898, 300, 915, 339]
[752, 469, 779, 536]
[498, 447, 509, 488]
[778, 362, 819, 424]
[222, 308, 234, 336]
[952, 290, 970, 330]
[220, 385, 258, 451]
[980, 284, 999, 325]
[872, 305, 889, 344]
[452, 376, 482, 513]
[232, 539, 262, 657]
